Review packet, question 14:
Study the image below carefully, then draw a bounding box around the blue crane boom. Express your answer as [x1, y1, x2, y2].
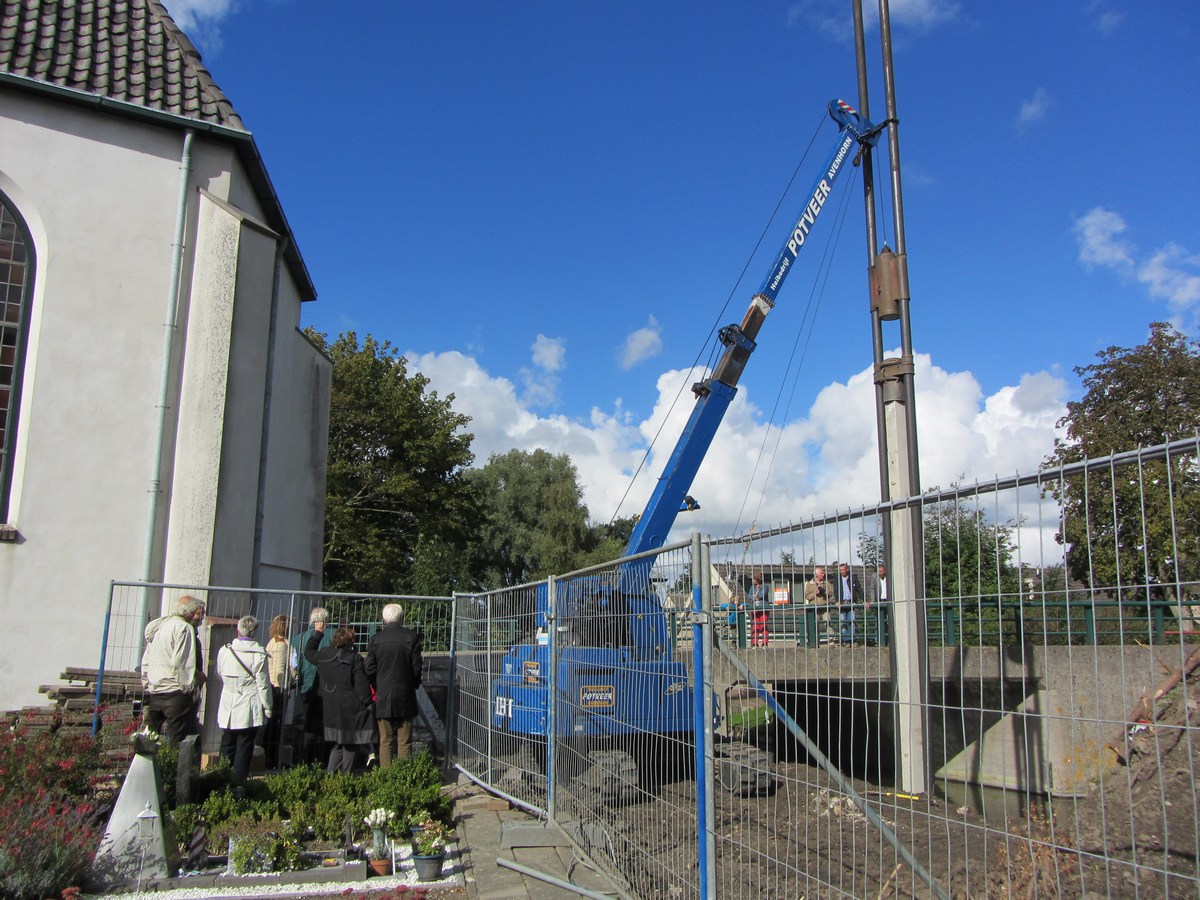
[490, 101, 879, 787]
[622, 99, 878, 567]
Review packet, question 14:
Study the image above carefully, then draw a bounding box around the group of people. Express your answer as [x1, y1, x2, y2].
[741, 563, 889, 647]
[140, 597, 423, 791]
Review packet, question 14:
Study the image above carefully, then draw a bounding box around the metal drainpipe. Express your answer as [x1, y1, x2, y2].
[135, 128, 194, 659]
[251, 234, 288, 589]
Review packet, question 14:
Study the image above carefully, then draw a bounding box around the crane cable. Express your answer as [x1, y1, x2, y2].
[733, 169, 859, 544]
[608, 108, 830, 529]
[733, 140, 894, 548]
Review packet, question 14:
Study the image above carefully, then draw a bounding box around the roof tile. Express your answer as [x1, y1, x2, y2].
[0, 0, 245, 130]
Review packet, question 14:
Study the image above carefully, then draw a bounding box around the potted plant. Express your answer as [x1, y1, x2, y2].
[363, 808, 395, 875]
[406, 809, 430, 842]
[410, 818, 449, 882]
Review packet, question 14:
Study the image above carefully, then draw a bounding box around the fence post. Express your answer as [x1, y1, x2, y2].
[444, 594, 460, 776]
[1151, 601, 1165, 643]
[693, 534, 716, 899]
[545, 576, 558, 821]
[943, 606, 958, 646]
[1084, 601, 1096, 646]
[92, 582, 119, 735]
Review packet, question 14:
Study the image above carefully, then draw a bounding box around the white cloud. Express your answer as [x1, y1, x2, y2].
[1074, 207, 1134, 271]
[1138, 244, 1200, 313]
[1074, 208, 1200, 326]
[1016, 88, 1052, 129]
[619, 316, 663, 369]
[1086, 1, 1124, 33]
[531, 334, 566, 371]
[517, 334, 566, 407]
[407, 347, 1067, 551]
[790, 0, 958, 40]
[163, 0, 238, 51]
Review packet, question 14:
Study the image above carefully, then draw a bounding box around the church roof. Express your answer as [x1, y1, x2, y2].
[0, 0, 244, 129]
[0, 0, 316, 302]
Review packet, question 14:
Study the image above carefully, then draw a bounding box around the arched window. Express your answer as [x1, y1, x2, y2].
[0, 193, 33, 522]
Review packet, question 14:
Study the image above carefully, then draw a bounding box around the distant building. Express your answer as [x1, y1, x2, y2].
[0, 0, 331, 709]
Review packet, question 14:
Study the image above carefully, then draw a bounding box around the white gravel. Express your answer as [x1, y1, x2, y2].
[87, 845, 463, 899]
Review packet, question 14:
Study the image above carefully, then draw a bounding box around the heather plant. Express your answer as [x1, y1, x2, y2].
[0, 725, 105, 801]
[0, 763, 103, 897]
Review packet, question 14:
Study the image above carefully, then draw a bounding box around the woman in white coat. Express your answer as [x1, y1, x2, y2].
[216, 615, 272, 792]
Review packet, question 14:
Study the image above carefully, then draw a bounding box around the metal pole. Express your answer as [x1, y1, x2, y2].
[700, 539, 716, 897]
[546, 576, 558, 822]
[691, 533, 713, 899]
[444, 593, 461, 776]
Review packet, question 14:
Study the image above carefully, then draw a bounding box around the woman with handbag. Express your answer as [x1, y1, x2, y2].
[216, 615, 273, 794]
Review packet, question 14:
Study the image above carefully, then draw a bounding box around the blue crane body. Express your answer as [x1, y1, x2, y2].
[491, 100, 879, 762]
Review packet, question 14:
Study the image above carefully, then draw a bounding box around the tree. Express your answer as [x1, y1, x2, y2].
[1044, 323, 1200, 631]
[313, 331, 477, 594]
[856, 531, 882, 568]
[468, 449, 592, 588]
[923, 497, 1019, 646]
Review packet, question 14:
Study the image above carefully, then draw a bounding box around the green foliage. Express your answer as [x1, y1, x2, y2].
[856, 531, 882, 567]
[578, 515, 640, 568]
[0, 725, 105, 801]
[923, 497, 1020, 646]
[311, 330, 477, 594]
[1044, 323, 1200, 630]
[167, 802, 201, 856]
[411, 818, 451, 856]
[362, 752, 451, 827]
[156, 740, 180, 807]
[262, 763, 326, 822]
[309, 770, 370, 842]
[197, 755, 235, 800]
[469, 448, 592, 587]
[224, 817, 304, 874]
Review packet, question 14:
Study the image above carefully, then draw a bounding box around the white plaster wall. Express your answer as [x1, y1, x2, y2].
[0, 94, 330, 711]
[258, 327, 331, 589]
[0, 95, 189, 710]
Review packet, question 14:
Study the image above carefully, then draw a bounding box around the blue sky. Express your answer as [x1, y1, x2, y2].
[170, 0, 1199, 543]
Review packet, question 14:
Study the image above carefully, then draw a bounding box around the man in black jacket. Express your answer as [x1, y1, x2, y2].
[365, 603, 424, 765]
[834, 563, 864, 645]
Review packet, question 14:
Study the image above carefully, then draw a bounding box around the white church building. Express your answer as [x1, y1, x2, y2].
[0, 0, 331, 711]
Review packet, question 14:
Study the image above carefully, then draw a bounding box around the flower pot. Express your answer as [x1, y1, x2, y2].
[412, 852, 445, 881]
[368, 857, 393, 876]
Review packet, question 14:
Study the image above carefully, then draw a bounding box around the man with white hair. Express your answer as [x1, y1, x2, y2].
[291, 606, 330, 765]
[365, 603, 423, 765]
[141, 595, 206, 745]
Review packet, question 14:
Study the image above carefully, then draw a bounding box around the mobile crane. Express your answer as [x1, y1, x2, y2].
[491, 99, 881, 798]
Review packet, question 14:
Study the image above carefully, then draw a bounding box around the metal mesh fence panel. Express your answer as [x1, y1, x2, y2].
[452, 582, 548, 815]
[451, 437, 1199, 898]
[100, 583, 450, 756]
[704, 436, 1199, 898]
[548, 542, 700, 898]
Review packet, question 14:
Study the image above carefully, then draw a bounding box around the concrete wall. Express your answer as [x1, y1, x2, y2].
[0, 92, 329, 710]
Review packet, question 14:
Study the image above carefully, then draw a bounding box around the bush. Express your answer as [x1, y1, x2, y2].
[0, 789, 101, 899]
[224, 816, 303, 874]
[168, 802, 201, 858]
[262, 763, 326, 821]
[0, 725, 109, 899]
[0, 726, 105, 802]
[363, 752, 451, 827]
[310, 771, 369, 843]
